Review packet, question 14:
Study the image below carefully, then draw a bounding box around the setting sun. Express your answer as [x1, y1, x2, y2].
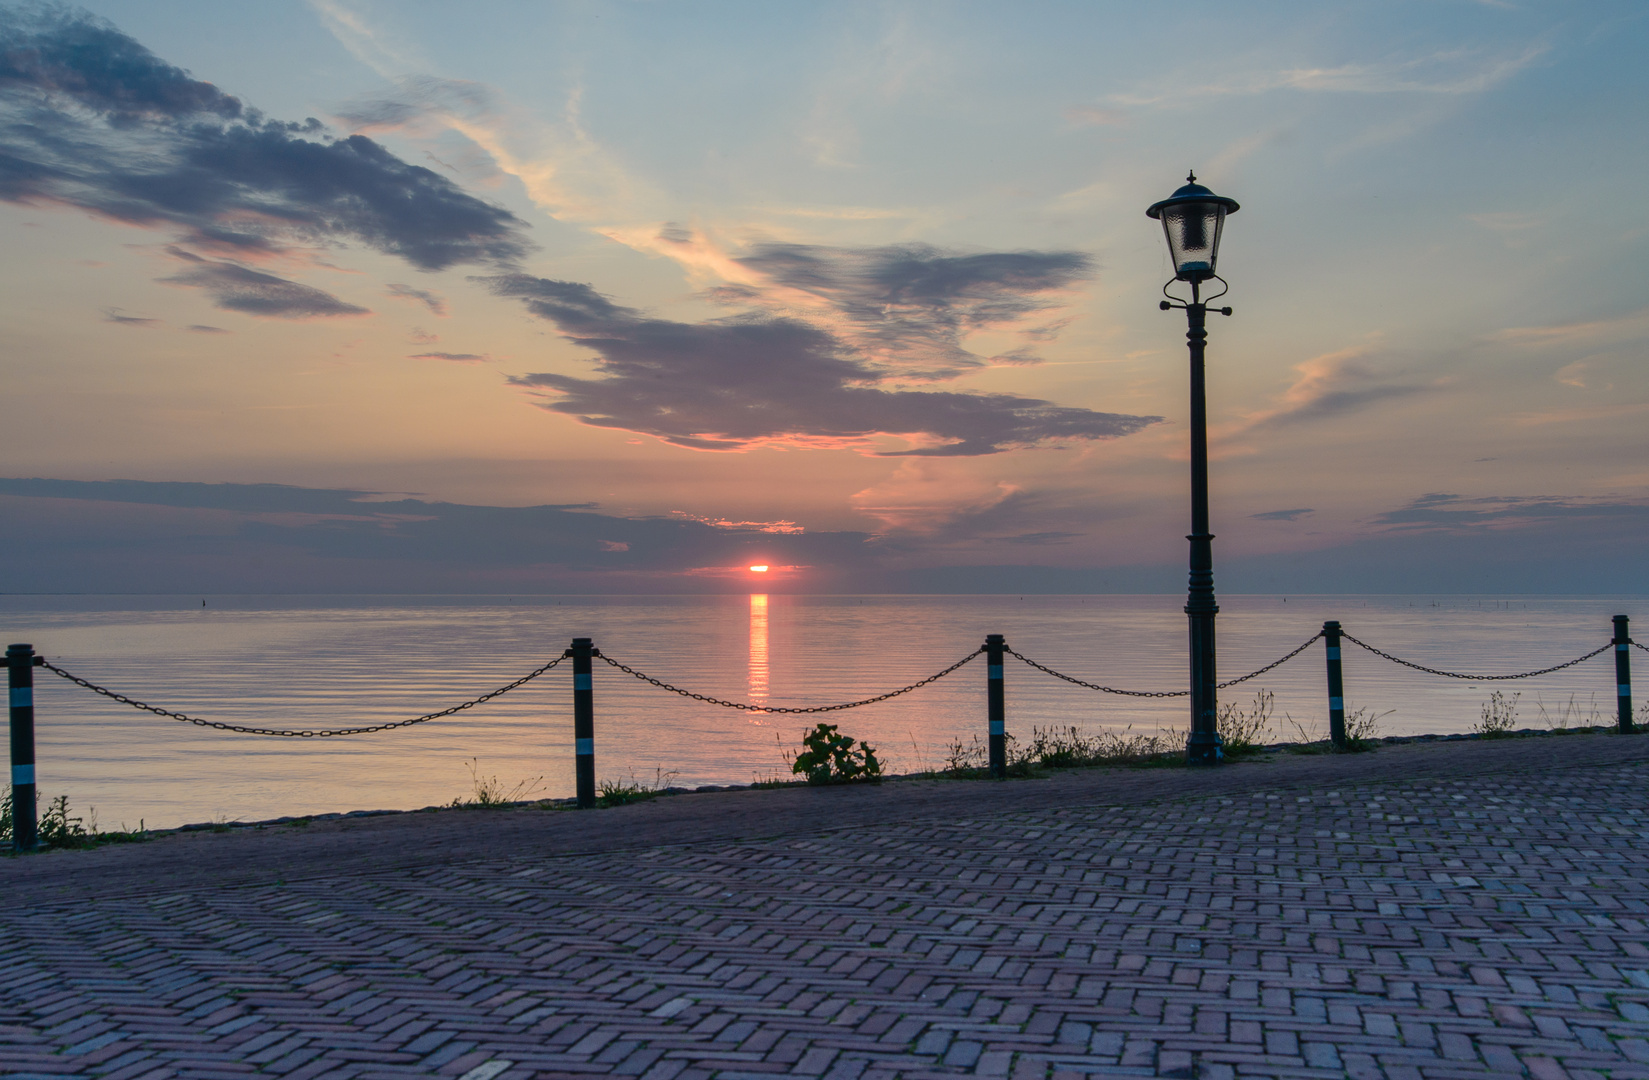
[748, 565, 769, 572]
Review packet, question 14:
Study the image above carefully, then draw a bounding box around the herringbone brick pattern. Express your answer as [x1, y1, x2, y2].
[3, 761, 1647, 1079]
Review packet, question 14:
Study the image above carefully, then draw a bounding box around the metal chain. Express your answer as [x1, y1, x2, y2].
[38, 655, 564, 737]
[1006, 632, 1322, 697]
[1633, 641, 1649, 654]
[598, 648, 982, 713]
[1215, 633, 1327, 687]
[1340, 633, 1610, 680]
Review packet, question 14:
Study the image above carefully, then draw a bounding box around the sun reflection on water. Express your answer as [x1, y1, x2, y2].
[748, 593, 769, 715]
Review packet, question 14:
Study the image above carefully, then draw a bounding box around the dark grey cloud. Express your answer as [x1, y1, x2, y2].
[159, 250, 367, 318]
[0, 5, 530, 269]
[410, 351, 487, 362]
[1252, 507, 1314, 521]
[386, 282, 446, 314]
[715, 242, 1091, 378]
[1370, 493, 1649, 531]
[103, 307, 156, 326]
[186, 323, 227, 333]
[484, 274, 1159, 456]
[0, 477, 873, 592]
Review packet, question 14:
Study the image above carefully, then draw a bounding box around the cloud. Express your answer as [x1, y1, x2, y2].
[483, 273, 1159, 456]
[160, 249, 368, 318]
[1231, 347, 1437, 433]
[1252, 508, 1314, 521]
[721, 242, 1092, 378]
[0, 476, 876, 590]
[1369, 492, 1649, 533]
[1115, 45, 1548, 107]
[1064, 105, 1127, 126]
[103, 308, 158, 326]
[186, 323, 227, 333]
[410, 351, 488, 363]
[386, 282, 447, 315]
[0, 6, 530, 269]
[670, 511, 804, 535]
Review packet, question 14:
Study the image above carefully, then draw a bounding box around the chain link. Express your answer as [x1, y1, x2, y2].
[1340, 633, 1610, 680]
[1633, 640, 1648, 655]
[598, 649, 982, 713]
[39, 656, 564, 737]
[1006, 632, 1322, 697]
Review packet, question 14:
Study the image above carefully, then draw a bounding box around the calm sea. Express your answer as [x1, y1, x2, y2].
[1, 593, 1639, 829]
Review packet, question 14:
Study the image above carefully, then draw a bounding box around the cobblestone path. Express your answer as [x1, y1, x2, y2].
[2, 751, 1647, 1079]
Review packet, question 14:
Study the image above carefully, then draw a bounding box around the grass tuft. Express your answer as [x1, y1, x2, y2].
[451, 759, 545, 809]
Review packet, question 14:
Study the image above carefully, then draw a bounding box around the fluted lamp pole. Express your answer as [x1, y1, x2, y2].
[1147, 172, 1239, 766]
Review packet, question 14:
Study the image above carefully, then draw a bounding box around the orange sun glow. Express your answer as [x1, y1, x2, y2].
[748, 564, 769, 572]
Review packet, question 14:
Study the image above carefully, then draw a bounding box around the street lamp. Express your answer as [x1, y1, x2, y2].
[1147, 172, 1239, 766]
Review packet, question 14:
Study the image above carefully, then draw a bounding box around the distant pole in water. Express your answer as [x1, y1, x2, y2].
[985, 634, 1006, 778]
[1614, 616, 1633, 734]
[568, 637, 597, 807]
[8, 643, 38, 851]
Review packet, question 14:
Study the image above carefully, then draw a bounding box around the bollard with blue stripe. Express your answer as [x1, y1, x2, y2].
[567, 637, 597, 808]
[1322, 621, 1347, 749]
[985, 634, 1006, 777]
[1614, 615, 1633, 735]
[8, 643, 38, 851]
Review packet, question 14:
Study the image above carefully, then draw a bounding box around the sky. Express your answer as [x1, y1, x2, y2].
[1, 0, 1646, 594]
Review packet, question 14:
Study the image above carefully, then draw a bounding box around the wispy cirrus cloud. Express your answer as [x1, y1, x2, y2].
[483, 270, 1159, 457]
[0, 5, 531, 269]
[1227, 347, 1439, 435]
[386, 283, 447, 315]
[1112, 44, 1547, 109]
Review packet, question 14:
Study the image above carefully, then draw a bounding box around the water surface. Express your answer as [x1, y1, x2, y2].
[1, 593, 1636, 828]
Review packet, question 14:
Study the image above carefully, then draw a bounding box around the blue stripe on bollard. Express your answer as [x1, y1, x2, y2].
[988, 664, 1003, 679]
[11, 763, 33, 784]
[1330, 697, 1343, 711]
[1326, 647, 1340, 660]
[9, 687, 29, 708]
[574, 674, 592, 690]
[576, 737, 593, 755]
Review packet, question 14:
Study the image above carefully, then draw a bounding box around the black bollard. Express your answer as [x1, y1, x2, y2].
[566, 637, 597, 808]
[8, 643, 38, 851]
[985, 634, 1006, 778]
[1614, 616, 1633, 734]
[1323, 621, 1346, 749]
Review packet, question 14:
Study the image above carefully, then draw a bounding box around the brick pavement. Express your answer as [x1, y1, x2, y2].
[2, 740, 1647, 1080]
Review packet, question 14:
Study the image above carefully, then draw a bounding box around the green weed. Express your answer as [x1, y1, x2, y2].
[789, 723, 883, 785]
[2, 787, 147, 852]
[451, 758, 545, 808]
[1218, 690, 1275, 757]
[597, 768, 680, 808]
[1475, 691, 1519, 738]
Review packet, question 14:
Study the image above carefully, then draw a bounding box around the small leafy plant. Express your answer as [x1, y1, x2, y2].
[790, 723, 882, 785]
[1476, 690, 1520, 738]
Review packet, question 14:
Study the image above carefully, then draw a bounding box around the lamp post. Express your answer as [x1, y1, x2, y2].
[1147, 172, 1239, 766]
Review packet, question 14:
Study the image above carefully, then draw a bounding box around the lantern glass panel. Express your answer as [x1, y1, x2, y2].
[1160, 201, 1227, 281]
